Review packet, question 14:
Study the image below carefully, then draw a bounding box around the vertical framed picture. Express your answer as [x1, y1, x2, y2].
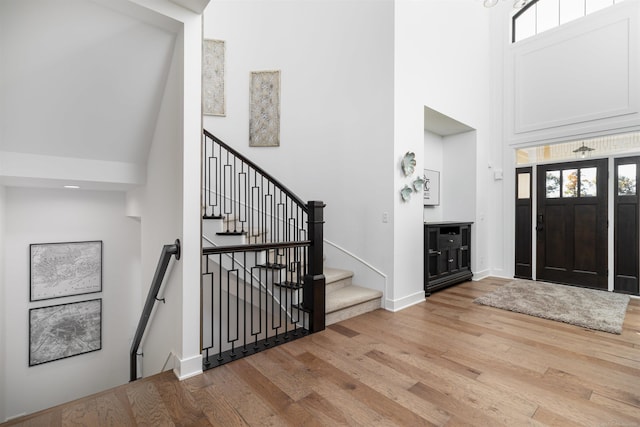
[249, 70, 281, 147]
[30, 241, 102, 301]
[29, 299, 102, 366]
[424, 169, 440, 206]
[203, 39, 225, 116]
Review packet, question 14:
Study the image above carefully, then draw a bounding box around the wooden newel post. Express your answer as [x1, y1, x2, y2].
[305, 200, 326, 333]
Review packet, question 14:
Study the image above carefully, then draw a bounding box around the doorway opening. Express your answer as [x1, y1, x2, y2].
[514, 132, 640, 295]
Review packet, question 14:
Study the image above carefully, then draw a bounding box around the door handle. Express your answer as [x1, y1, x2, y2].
[536, 214, 544, 232]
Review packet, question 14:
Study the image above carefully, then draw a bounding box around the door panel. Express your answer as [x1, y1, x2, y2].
[573, 204, 597, 272]
[536, 159, 608, 289]
[514, 167, 532, 279]
[614, 156, 640, 294]
[544, 205, 567, 269]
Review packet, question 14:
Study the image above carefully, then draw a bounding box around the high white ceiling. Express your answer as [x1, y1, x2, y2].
[0, 0, 177, 181]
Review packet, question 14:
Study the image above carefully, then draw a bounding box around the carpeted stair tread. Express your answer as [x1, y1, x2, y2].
[324, 267, 354, 284]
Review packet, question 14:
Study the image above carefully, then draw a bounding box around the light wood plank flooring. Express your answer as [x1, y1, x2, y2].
[4, 277, 640, 426]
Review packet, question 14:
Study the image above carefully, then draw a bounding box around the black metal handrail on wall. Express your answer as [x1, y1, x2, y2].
[130, 239, 181, 382]
[202, 131, 325, 369]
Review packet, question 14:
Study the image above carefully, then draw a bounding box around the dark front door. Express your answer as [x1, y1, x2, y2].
[536, 159, 608, 290]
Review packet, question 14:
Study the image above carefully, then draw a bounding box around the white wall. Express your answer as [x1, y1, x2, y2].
[424, 130, 444, 222]
[136, 38, 183, 378]
[442, 132, 476, 223]
[122, 0, 204, 381]
[394, 0, 494, 307]
[0, 0, 175, 166]
[2, 188, 141, 421]
[203, 1, 395, 304]
[0, 185, 6, 422]
[505, 1, 640, 147]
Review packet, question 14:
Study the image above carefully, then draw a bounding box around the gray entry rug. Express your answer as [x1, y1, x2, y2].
[474, 279, 630, 334]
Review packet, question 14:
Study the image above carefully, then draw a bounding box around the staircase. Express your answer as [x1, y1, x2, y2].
[203, 217, 383, 326]
[324, 267, 382, 325]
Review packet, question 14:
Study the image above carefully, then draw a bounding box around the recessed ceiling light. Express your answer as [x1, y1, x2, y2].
[63, 185, 80, 189]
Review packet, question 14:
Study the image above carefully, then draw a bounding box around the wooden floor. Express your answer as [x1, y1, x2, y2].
[4, 277, 640, 426]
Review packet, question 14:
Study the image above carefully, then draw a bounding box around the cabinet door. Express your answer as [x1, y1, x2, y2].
[460, 225, 471, 270]
[438, 248, 449, 276]
[447, 248, 460, 273]
[427, 252, 440, 279]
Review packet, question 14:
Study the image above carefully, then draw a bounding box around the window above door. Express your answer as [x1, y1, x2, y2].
[516, 132, 640, 165]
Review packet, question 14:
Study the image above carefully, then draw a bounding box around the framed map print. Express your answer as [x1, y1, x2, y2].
[29, 299, 102, 366]
[30, 241, 102, 301]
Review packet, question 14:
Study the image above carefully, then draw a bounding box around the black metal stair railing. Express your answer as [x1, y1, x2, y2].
[202, 130, 325, 370]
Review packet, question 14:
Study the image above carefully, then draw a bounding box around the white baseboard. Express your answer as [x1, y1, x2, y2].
[173, 354, 202, 381]
[472, 269, 492, 281]
[385, 290, 425, 312]
[489, 269, 512, 279]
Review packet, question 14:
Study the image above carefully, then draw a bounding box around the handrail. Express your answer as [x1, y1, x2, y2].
[324, 238, 388, 301]
[203, 240, 311, 255]
[203, 129, 307, 212]
[130, 239, 181, 382]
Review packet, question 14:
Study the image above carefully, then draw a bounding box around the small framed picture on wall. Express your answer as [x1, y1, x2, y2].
[424, 169, 440, 206]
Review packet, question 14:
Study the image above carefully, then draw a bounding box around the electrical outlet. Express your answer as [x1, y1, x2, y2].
[382, 212, 389, 223]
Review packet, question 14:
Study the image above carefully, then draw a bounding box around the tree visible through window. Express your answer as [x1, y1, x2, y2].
[546, 168, 597, 198]
[618, 164, 637, 195]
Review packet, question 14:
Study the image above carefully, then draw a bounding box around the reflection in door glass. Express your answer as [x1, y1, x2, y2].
[546, 171, 560, 198]
[563, 169, 578, 198]
[580, 167, 597, 197]
[618, 164, 637, 196]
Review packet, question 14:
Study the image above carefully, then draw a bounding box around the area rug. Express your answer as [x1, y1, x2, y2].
[474, 279, 630, 334]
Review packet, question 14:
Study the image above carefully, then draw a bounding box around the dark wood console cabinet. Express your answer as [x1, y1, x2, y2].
[424, 222, 473, 295]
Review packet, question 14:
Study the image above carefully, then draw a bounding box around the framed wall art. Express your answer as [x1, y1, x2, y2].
[249, 70, 281, 147]
[29, 299, 102, 366]
[30, 240, 102, 301]
[424, 169, 440, 206]
[203, 39, 225, 116]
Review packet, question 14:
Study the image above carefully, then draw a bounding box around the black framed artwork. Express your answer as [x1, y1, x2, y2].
[29, 299, 102, 366]
[30, 240, 102, 301]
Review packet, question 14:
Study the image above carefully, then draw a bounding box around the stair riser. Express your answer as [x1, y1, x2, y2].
[326, 276, 352, 293]
[326, 298, 381, 325]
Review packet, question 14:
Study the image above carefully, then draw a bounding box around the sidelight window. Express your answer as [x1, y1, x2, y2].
[518, 172, 531, 199]
[617, 164, 637, 196]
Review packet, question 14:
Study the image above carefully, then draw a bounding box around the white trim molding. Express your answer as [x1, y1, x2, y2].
[385, 290, 425, 313]
[173, 354, 203, 381]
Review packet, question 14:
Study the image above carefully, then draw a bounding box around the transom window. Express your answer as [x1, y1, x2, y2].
[513, 0, 625, 43]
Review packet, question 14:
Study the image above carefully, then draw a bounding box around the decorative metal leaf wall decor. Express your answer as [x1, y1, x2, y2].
[203, 39, 225, 116]
[249, 70, 281, 147]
